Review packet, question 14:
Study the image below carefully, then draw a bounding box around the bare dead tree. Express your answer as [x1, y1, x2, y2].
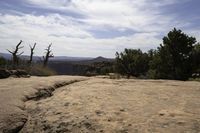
[7, 40, 24, 68]
[28, 43, 36, 65]
[43, 44, 54, 67]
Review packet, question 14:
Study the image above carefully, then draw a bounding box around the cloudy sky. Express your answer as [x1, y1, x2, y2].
[0, 0, 199, 57]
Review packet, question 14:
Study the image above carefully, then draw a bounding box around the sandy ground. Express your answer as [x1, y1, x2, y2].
[0, 76, 200, 133]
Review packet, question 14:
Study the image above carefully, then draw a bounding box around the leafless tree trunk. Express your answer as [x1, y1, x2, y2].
[7, 40, 24, 68]
[28, 43, 36, 65]
[43, 44, 54, 67]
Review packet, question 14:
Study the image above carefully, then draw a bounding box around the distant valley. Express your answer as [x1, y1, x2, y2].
[0, 53, 115, 75]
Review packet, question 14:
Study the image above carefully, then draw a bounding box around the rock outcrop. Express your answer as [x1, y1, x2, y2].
[0, 69, 11, 79]
[0, 69, 29, 79]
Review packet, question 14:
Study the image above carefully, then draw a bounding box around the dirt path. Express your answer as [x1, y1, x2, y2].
[20, 78, 200, 133]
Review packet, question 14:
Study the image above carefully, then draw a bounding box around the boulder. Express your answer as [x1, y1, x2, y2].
[0, 69, 11, 79]
[0, 69, 30, 79]
[10, 70, 30, 78]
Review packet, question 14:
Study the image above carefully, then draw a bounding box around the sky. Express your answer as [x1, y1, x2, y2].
[0, 0, 200, 58]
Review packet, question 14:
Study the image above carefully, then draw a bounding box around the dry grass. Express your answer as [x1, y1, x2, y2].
[29, 65, 56, 76]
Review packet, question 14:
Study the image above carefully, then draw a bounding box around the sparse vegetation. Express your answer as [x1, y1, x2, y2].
[1, 28, 199, 80]
[84, 61, 114, 76]
[29, 65, 56, 76]
[115, 28, 200, 80]
[108, 73, 121, 79]
[1, 41, 55, 77]
[115, 49, 149, 78]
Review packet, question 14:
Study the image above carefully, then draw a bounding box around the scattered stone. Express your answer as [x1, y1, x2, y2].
[95, 110, 104, 116]
[120, 109, 125, 112]
[128, 124, 132, 126]
[177, 121, 186, 125]
[55, 112, 62, 115]
[159, 113, 165, 116]
[84, 115, 89, 119]
[64, 102, 70, 106]
[119, 128, 129, 133]
[162, 124, 169, 128]
[158, 110, 168, 116]
[0, 69, 30, 79]
[99, 129, 104, 132]
[12, 69, 29, 78]
[84, 122, 92, 129]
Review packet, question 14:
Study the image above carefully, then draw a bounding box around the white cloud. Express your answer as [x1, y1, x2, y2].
[0, 12, 160, 57]
[25, 0, 184, 32]
[0, 0, 198, 57]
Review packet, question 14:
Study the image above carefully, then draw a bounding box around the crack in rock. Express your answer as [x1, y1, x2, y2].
[25, 80, 82, 101]
[4, 79, 85, 133]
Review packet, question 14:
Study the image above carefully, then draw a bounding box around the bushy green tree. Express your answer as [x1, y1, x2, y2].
[192, 43, 200, 74]
[147, 49, 161, 79]
[150, 28, 196, 80]
[115, 49, 149, 77]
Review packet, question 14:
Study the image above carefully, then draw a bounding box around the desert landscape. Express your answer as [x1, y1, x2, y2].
[1, 0, 200, 133]
[0, 76, 200, 133]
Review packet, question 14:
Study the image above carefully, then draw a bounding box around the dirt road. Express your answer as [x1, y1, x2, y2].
[0, 76, 200, 133]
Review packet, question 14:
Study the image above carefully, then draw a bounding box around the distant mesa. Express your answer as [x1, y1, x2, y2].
[0, 53, 113, 62]
[92, 56, 114, 62]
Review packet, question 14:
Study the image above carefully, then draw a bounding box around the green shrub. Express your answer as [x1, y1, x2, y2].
[108, 73, 121, 79]
[115, 49, 149, 77]
[147, 69, 158, 79]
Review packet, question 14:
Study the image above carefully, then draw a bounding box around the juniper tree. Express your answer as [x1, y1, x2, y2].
[151, 28, 196, 80]
[115, 49, 149, 77]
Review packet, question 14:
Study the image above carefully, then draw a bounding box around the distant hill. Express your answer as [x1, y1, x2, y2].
[0, 53, 12, 60]
[48, 56, 114, 75]
[0, 53, 41, 61]
[49, 56, 93, 62]
[90, 56, 113, 62]
[0, 52, 115, 75]
[72, 56, 114, 65]
[0, 53, 93, 62]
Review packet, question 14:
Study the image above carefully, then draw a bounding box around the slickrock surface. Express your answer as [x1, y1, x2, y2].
[0, 76, 87, 133]
[0, 76, 200, 133]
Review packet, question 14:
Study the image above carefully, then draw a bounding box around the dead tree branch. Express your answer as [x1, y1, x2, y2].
[7, 40, 24, 68]
[28, 43, 36, 65]
[43, 43, 54, 67]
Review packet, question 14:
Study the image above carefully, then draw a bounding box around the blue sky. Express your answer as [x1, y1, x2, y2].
[0, 0, 199, 57]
